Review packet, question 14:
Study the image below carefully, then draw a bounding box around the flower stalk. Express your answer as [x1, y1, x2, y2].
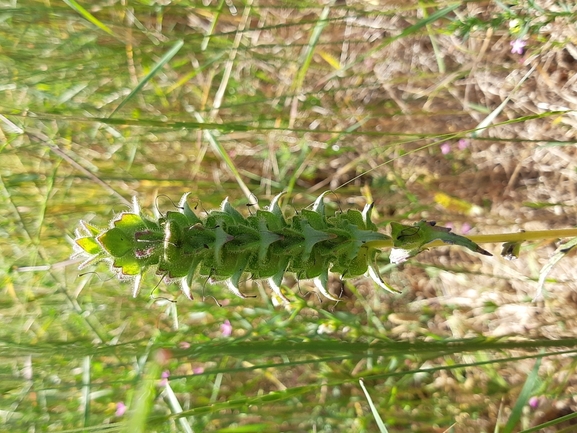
[72, 193, 577, 301]
[366, 228, 577, 249]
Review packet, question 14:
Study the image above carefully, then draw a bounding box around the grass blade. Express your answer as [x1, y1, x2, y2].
[109, 39, 184, 118]
[293, 0, 335, 91]
[535, 237, 577, 300]
[191, 110, 256, 204]
[82, 355, 91, 427]
[201, 0, 225, 51]
[325, 3, 459, 80]
[472, 65, 536, 137]
[289, 0, 334, 127]
[210, 0, 253, 118]
[123, 358, 162, 433]
[394, 3, 459, 40]
[359, 379, 389, 433]
[163, 381, 194, 433]
[63, 0, 114, 36]
[419, 0, 446, 73]
[25, 129, 131, 206]
[520, 411, 577, 433]
[502, 357, 542, 433]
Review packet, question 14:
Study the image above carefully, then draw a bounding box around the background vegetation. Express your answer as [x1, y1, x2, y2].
[2, 0, 577, 431]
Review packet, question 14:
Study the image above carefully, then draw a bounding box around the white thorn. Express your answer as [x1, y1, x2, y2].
[268, 191, 285, 208]
[178, 192, 191, 213]
[313, 275, 340, 301]
[132, 274, 143, 298]
[312, 191, 331, 214]
[361, 202, 373, 226]
[225, 278, 248, 299]
[131, 195, 141, 214]
[220, 197, 230, 211]
[180, 277, 193, 300]
[367, 263, 400, 294]
[268, 277, 290, 304]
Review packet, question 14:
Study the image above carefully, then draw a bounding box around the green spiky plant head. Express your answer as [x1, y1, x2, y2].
[72, 192, 400, 302]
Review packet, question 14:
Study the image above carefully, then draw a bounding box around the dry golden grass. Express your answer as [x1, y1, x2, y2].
[267, 1, 577, 428]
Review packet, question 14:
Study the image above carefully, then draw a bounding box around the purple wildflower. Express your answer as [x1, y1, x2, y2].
[461, 222, 471, 234]
[440, 142, 451, 155]
[458, 138, 469, 150]
[159, 370, 169, 386]
[529, 396, 540, 410]
[115, 401, 127, 416]
[510, 39, 527, 55]
[221, 319, 232, 337]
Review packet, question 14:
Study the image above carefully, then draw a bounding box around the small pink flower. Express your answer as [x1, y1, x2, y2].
[440, 142, 451, 155]
[461, 222, 472, 234]
[510, 39, 527, 55]
[458, 139, 469, 150]
[159, 370, 169, 386]
[178, 341, 191, 349]
[529, 396, 540, 410]
[193, 367, 205, 374]
[115, 401, 127, 416]
[221, 319, 232, 337]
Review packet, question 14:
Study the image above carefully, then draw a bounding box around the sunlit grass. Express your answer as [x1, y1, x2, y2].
[2, 0, 577, 432]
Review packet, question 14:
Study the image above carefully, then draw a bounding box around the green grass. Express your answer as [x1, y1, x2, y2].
[2, 1, 577, 432]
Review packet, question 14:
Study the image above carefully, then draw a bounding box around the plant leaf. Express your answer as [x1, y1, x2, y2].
[502, 357, 542, 433]
[535, 237, 577, 300]
[390, 220, 492, 264]
[359, 379, 389, 433]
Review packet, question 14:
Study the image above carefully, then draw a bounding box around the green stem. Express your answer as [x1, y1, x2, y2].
[467, 228, 577, 244]
[366, 228, 577, 249]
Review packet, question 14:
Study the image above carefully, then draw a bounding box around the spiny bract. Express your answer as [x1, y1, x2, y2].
[72, 192, 399, 303]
